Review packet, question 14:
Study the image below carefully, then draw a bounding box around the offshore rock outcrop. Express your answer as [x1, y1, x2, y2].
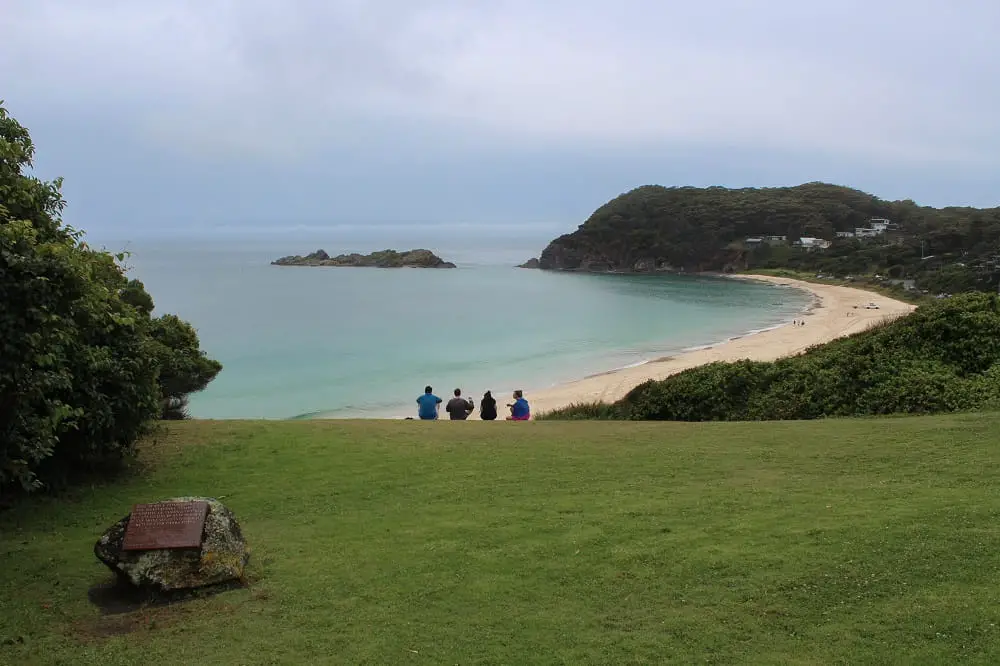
[272, 249, 456, 268]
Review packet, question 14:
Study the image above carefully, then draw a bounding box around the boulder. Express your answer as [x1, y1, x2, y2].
[304, 249, 330, 261]
[94, 497, 249, 592]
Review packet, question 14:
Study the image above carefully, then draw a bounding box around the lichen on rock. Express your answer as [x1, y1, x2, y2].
[94, 497, 249, 592]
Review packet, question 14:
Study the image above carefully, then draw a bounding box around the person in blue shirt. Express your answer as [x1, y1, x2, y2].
[416, 385, 442, 420]
[506, 390, 530, 421]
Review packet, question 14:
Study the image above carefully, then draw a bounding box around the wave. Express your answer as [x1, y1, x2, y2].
[279, 280, 814, 421]
[574, 314, 805, 381]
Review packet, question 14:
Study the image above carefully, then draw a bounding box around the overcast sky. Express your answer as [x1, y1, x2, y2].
[4, 0, 998, 239]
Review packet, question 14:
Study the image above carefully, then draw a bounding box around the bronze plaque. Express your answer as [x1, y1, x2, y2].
[121, 501, 209, 551]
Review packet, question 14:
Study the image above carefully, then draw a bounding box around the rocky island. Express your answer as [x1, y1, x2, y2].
[272, 248, 456, 268]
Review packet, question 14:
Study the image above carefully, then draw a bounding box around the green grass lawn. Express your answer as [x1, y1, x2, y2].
[3, 415, 1000, 664]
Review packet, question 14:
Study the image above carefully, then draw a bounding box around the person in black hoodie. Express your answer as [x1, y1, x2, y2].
[479, 391, 498, 420]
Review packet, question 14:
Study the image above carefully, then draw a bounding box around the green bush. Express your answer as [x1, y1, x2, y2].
[549, 293, 1000, 422]
[537, 401, 626, 420]
[623, 360, 773, 421]
[0, 104, 220, 491]
[148, 314, 222, 419]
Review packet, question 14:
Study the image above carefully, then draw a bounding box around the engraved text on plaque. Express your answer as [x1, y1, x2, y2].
[121, 501, 209, 551]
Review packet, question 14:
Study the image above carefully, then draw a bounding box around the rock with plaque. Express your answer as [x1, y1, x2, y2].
[95, 497, 249, 591]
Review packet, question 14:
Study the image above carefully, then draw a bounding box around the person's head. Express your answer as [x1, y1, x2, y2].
[454, 388, 461, 397]
[424, 385, 433, 394]
[484, 390, 492, 399]
[513, 389, 523, 399]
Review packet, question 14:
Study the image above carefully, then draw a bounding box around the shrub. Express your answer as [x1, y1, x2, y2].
[148, 314, 222, 419]
[549, 293, 1000, 422]
[538, 401, 626, 420]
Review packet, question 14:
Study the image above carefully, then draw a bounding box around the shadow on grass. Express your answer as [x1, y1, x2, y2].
[87, 576, 248, 616]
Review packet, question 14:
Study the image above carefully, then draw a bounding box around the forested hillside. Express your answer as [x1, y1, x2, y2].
[535, 183, 1000, 292]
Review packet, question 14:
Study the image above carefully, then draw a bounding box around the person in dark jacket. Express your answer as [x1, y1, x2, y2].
[445, 388, 475, 420]
[479, 391, 498, 420]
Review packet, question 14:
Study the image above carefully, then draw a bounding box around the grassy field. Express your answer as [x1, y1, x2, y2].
[3, 415, 1000, 664]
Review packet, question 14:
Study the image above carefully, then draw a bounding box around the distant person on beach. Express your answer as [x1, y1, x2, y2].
[506, 390, 530, 421]
[446, 388, 475, 420]
[479, 391, 498, 421]
[416, 385, 442, 420]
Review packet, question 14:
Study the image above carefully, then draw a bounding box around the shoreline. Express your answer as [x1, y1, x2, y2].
[350, 274, 914, 420]
[523, 274, 915, 416]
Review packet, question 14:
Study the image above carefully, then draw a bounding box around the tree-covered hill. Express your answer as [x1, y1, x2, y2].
[535, 183, 1000, 291]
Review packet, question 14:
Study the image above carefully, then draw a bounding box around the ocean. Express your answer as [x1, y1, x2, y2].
[105, 228, 812, 419]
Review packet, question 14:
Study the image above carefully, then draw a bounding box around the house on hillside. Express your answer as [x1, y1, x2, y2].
[764, 235, 788, 246]
[795, 237, 832, 250]
[854, 218, 894, 239]
[835, 231, 855, 238]
[745, 237, 763, 249]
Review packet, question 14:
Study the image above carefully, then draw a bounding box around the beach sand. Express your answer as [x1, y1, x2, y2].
[526, 275, 917, 416]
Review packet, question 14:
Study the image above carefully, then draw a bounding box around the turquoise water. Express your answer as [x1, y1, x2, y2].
[117, 235, 811, 419]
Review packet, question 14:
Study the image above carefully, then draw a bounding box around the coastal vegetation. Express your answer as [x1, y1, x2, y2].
[0, 104, 220, 493]
[272, 248, 456, 268]
[535, 182, 1000, 293]
[543, 292, 1000, 421]
[4, 415, 1000, 663]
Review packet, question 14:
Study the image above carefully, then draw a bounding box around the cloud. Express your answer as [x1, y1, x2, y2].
[5, 0, 998, 165]
[4, 0, 999, 238]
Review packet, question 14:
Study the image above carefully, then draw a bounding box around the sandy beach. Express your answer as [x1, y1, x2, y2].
[527, 276, 917, 415]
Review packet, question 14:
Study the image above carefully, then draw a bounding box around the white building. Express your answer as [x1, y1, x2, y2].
[854, 218, 892, 238]
[835, 231, 855, 238]
[797, 237, 832, 250]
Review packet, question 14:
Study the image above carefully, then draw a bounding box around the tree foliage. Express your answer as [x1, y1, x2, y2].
[149, 314, 222, 420]
[539, 183, 1000, 291]
[0, 104, 220, 492]
[545, 293, 1000, 422]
